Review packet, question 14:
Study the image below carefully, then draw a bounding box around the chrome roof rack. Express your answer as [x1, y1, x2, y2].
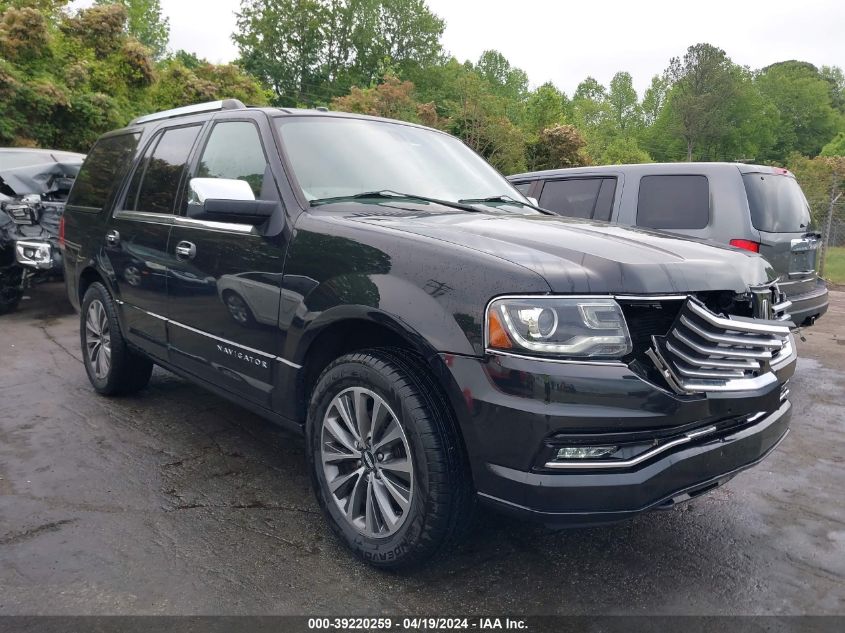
[129, 99, 246, 126]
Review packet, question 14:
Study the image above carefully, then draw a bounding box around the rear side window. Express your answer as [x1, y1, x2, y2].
[743, 173, 811, 233]
[195, 121, 271, 199]
[539, 178, 603, 219]
[637, 175, 710, 229]
[130, 125, 202, 215]
[512, 181, 533, 195]
[67, 133, 140, 211]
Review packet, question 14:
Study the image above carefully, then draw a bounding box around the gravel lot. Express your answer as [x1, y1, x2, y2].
[1, 282, 843, 615]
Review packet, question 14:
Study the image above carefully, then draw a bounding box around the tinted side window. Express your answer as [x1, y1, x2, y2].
[539, 178, 603, 219]
[593, 179, 617, 222]
[512, 181, 533, 195]
[196, 121, 271, 199]
[67, 133, 140, 211]
[124, 134, 157, 211]
[135, 125, 202, 215]
[637, 175, 710, 229]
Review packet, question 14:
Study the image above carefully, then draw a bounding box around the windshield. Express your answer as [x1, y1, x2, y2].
[275, 116, 528, 208]
[743, 172, 811, 233]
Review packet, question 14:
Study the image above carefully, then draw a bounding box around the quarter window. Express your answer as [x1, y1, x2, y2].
[67, 133, 140, 211]
[130, 125, 202, 215]
[637, 175, 710, 229]
[195, 121, 270, 199]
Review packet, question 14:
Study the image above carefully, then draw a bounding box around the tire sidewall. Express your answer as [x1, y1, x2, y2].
[307, 356, 436, 567]
[80, 283, 117, 393]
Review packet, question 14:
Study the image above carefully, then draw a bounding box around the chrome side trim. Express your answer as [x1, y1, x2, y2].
[116, 303, 301, 369]
[544, 425, 719, 470]
[173, 216, 256, 234]
[113, 210, 175, 225]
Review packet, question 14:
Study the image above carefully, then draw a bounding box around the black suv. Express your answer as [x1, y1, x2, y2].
[63, 100, 797, 568]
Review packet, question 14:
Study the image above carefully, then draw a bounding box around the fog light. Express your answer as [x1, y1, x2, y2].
[555, 446, 618, 460]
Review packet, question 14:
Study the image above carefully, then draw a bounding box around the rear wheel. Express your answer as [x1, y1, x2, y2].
[81, 282, 153, 395]
[306, 349, 473, 569]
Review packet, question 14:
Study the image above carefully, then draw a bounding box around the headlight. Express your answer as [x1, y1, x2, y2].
[486, 296, 632, 359]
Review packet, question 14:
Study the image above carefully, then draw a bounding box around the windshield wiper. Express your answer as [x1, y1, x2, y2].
[458, 195, 553, 215]
[310, 190, 482, 213]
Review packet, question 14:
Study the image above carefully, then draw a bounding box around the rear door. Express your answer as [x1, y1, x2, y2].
[742, 172, 819, 297]
[105, 123, 203, 360]
[166, 113, 288, 408]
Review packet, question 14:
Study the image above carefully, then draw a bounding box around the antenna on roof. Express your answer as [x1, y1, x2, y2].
[130, 99, 246, 126]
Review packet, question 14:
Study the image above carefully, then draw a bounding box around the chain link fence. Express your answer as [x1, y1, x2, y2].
[827, 215, 845, 248]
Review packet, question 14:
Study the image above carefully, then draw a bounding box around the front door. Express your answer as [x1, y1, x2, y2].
[105, 123, 203, 360]
[166, 116, 287, 408]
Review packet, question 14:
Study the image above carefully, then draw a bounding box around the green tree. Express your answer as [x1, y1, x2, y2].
[820, 65, 845, 113]
[641, 74, 669, 126]
[821, 132, 845, 157]
[606, 71, 641, 134]
[475, 49, 528, 121]
[599, 137, 652, 165]
[234, 0, 444, 107]
[522, 82, 568, 136]
[95, 0, 170, 59]
[757, 61, 842, 159]
[663, 43, 741, 160]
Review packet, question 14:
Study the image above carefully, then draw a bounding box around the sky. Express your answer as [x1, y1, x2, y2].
[71, 0, 844, 97]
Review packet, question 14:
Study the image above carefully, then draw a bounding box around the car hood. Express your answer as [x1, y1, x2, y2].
[339, 201, 776, 295]
[0, 158, 83, 198]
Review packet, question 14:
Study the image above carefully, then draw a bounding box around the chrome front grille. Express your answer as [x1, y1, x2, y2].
[647, 298, 795, 394]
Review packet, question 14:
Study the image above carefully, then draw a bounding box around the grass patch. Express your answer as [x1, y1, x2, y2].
[823, 246, 845, 285]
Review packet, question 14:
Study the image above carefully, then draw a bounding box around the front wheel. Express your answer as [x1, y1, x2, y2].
[307, 349, 473, 569]
[81, 282, 153, 395]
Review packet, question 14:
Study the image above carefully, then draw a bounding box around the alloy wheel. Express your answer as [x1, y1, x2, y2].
[320, 387, 413, 538]
[85, 299, 112, 380]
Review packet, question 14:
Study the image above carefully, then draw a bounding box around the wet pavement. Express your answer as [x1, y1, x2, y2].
[0, 282, 843, 615]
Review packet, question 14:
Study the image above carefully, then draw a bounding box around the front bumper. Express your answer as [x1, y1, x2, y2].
[443, 351, 794, 526]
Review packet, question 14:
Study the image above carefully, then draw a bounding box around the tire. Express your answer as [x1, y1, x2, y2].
[80, 282, 153, 396]
[306, 349, 474, 569]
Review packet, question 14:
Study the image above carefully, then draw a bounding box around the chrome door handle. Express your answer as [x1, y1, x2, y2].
[175, 241, 196, 259]
[105, 230, 120, 246]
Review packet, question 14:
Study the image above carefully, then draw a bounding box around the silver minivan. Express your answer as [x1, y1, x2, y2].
[509, 162, 828, 325]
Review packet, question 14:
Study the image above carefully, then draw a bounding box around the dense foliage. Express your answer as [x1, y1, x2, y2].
[1, 0, 843, 181]
[0, 0, 267, 152]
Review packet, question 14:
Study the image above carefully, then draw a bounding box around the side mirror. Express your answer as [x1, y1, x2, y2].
[186, 178, 275, 225]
